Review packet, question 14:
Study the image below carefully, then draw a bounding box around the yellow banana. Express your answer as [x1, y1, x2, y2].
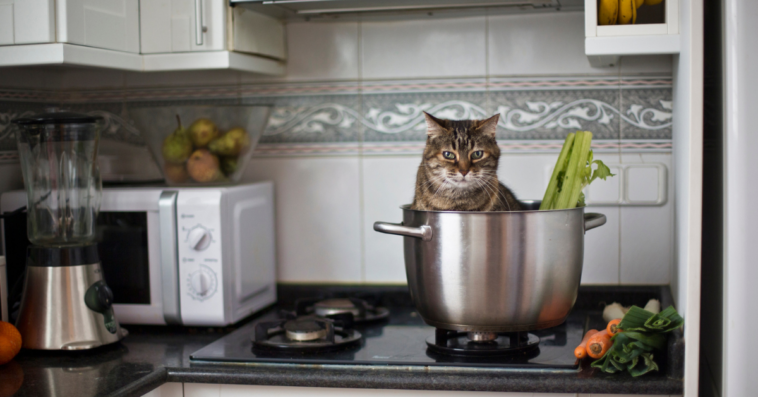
[618, 0, 636, 24]
[644, 0, 663, 5]
[634, 0, 644, 9]
[598, 0, 619, 25]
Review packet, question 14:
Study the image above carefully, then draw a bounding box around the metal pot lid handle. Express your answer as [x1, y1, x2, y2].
[584, 213, 607, 232]
[373, 222, 433, 241]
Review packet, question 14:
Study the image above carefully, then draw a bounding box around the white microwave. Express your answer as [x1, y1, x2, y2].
[1, 182, 277, 326]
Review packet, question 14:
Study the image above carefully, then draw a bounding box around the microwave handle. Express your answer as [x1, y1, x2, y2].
[159, 191, 182, 325]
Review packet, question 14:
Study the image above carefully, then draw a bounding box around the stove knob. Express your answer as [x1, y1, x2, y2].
[187, 227, 212, 251]
[190, 272, 212, 297]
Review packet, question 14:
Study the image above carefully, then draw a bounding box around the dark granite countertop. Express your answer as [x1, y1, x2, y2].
[0, 286, 684, 397]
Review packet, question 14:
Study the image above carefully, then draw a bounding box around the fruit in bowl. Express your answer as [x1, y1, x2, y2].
[131, 105, 272, 186]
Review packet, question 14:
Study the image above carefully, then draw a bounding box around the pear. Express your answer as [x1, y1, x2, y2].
[186, 149, 224, 183]
[164, 161, 189, 183]
[161, 115, 193, 164]
[187, 118, 219, 148]
[208, 127, 250, 157]
[220, 157, 238, 176]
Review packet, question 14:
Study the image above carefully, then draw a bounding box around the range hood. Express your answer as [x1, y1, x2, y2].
[231, 0, 583, 21]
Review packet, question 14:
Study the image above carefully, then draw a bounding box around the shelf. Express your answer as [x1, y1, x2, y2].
[142, 51, 284, 74]
[0, 43, 285, 75]
[584, 0, 680, 67]
[0, 43, 143, 71]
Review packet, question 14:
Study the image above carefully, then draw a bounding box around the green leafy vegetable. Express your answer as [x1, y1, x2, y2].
[540, 131, 615, 210]
[591, 305, 684, 377]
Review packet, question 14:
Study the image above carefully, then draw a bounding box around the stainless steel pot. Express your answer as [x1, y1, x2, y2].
[373, 200, 606, 332]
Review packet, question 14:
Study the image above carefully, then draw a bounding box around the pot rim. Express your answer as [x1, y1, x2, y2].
[400, 199, 586, 214]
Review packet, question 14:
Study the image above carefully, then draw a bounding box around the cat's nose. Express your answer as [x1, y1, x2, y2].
[460, 169, 469, 177]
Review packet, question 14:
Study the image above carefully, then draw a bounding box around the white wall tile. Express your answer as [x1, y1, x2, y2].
[124, 70, 239, 88]
[488, 12, 618, 77]
[361, 17, 487, 80]
[240, 22, 359, 83]
[242, 157, 362, 282]
[620, 55, 674, 76]
[362, 156, 420, 283]
[0, 164, 24, 197]
[619, 153, 673, 284]
[0, 66, 64, 90]
[61, 68, 125, 89]
[583, 205, 620, 285]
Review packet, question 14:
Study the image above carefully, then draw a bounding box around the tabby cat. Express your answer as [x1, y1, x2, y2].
[411, 112, 521, 212]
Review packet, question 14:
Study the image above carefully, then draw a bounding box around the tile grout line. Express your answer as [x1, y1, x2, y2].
[617, 59, 623, 285]
[357, 20, 367, 283]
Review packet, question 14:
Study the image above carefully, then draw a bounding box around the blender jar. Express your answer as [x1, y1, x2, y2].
[12, 112, 104, 247]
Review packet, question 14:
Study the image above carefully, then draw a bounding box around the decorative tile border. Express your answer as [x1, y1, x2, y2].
[0, 76, 673, 157]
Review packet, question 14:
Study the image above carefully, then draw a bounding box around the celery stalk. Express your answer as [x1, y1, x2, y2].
[555, 131, 586, 209]
[565, 131, 593, 209]
[539, 133, 575, 210]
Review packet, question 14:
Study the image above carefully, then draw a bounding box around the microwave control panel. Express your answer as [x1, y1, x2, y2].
[176, 189, 224, 325]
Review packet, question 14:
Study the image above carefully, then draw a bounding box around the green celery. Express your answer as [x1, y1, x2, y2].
[540, 133, 576, 210]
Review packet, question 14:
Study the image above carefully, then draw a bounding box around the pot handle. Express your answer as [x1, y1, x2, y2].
[584, 213, 607, 232]
[373, 222, 433, 242]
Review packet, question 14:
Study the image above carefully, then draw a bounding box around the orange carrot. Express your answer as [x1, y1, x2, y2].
[574, 329, 599, 359]
[587, 329, 612, 359]
[607, 318, 622, 335]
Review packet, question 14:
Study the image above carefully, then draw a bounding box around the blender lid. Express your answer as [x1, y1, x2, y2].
[12, 112, 104, 125]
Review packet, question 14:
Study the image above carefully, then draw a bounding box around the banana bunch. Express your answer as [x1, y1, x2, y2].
[598, 0, 663, 25]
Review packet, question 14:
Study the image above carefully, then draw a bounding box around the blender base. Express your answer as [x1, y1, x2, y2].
[16, 245, 126, 350]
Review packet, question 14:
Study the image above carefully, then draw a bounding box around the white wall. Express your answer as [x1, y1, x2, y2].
[0, 11, 675, 287]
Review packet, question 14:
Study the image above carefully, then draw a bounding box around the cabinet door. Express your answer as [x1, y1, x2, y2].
[140, 0, 225, 54]
[57, 0, 140, 53]
[0, 0, 55, 45]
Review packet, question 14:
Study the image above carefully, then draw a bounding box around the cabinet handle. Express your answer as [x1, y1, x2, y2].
[195, 0, 205, 46]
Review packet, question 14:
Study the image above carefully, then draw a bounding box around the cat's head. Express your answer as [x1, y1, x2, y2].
[421, 112, 501, 190]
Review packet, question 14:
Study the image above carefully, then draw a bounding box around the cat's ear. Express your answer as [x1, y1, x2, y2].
[476, 114, 500, 138]
[423, 112, 447, 138]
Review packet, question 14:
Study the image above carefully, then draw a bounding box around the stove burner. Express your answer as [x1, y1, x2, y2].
[467, 331, 499, 343]
[253, 315, 363, 352]
[283, 318, 329, 341]
[427, 329, 540, 357]
[293, 297, 390, 324]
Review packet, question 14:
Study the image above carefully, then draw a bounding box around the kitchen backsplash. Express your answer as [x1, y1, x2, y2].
[0, 11, 674, 286]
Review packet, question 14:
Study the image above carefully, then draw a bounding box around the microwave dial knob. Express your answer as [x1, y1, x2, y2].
[187, 227, 212, 251]
[190, 272, 212, 297]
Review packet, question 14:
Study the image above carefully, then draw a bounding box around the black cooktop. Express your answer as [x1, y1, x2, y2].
[190, 303, 584, 371]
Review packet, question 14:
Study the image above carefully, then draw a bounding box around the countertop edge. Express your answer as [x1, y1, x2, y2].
[107, 368, 168, 397]
[164, 365, 684, 395]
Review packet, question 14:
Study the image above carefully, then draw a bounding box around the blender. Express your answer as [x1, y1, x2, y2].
[12, 112, 126, 350]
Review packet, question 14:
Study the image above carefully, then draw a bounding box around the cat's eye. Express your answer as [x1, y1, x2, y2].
[442, 151, 456, 160]
[471, 151, 484, 160]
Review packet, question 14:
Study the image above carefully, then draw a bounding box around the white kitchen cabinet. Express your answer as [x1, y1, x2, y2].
[584, 0, 680, 67]
[57, 0, 140, 53]
[0, 0, 55, 45]
[140, 0, 225, 54]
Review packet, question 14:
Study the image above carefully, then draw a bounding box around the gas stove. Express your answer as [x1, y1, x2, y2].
[190, 292, 583, 371]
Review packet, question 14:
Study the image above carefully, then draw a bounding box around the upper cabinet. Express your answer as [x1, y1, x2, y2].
[140, 0, 225, 53]
[0, 0, 285, 74]
[59, 0, 140, 53]
[0, 0, 139, 52]
[584, 0, 680, 67]
[0, 0, 56, 45]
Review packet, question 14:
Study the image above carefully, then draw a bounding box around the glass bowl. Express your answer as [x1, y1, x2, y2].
[130, 105, 271, 186]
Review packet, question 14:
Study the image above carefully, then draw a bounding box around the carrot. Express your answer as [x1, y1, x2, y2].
[607, 318, 622, 335]
[587, 329, 612, 359]
[574, 329, 599, 359]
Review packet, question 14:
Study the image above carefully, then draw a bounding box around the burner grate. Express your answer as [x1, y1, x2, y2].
[427, 329, 540, 357]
